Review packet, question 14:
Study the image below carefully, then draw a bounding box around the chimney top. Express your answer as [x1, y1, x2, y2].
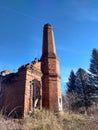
[41, 23, 56, 59]
[44, 23, 52, 29]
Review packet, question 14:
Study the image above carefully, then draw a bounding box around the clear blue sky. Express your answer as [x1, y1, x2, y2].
[0, 0, 98, 91]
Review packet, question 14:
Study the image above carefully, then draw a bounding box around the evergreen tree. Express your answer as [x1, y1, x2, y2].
[89, 48, 98, 104]
[75, 68, 95, 111]
[89, 48, 98, 76]
[66, 70, 79, 111]
[67, 70, 76, 93]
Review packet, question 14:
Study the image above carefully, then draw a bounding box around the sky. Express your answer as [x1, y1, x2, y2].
[0, 0, 98, 92]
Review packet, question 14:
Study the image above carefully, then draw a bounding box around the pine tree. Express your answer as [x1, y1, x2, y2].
[75, 68, 95, 111]
[66, 68, 96, 112]
[67, 70, 76, 93]
[66, 70, 80, 111]
[90, 48, 98, 76]
[89, 48, 98, 104]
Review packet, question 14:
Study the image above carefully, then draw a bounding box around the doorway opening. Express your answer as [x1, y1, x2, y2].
[32, 79, 41, 109]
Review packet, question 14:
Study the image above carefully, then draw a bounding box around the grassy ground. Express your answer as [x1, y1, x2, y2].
[0, 109, 98, 130]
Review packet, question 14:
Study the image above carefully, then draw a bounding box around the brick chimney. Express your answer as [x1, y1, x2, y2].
[41, 24, 62, 111]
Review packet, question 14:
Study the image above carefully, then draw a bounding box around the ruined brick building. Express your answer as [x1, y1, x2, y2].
[0, 24, 62, 117]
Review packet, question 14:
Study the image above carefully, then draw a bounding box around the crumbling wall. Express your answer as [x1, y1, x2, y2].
[23, 61, 42, 114]
[0, 70, 26, 117]
[0, 60, 42, 117]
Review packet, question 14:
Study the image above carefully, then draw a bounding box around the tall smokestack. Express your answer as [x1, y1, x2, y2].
[41, 23, 63, 111]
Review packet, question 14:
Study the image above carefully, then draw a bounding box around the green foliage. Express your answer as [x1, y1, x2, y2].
[66, 67, 97, 112]
[67, 70, 76, 93]
[89, 48, 98, 76]
[65, 48, 98, 112]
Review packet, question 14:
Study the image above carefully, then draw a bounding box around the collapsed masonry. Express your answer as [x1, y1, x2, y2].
[0, 24, 62, 117]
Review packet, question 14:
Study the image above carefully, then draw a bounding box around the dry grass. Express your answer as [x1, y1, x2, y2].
[0, 114, 23, 130]
[0, 109, 98, 130]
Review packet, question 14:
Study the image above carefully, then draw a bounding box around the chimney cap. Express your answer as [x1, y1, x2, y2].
[44, 23, 52, 29]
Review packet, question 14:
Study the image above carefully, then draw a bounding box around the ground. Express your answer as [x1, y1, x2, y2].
[0, 109, 98, 130]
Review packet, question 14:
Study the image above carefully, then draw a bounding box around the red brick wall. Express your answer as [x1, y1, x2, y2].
[24, 63, 42, 114]
[0, 69, 26, 116]
[0, 62, 42, 116]
[41, 56, 62, 111]
[0, 61, 42, 116]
